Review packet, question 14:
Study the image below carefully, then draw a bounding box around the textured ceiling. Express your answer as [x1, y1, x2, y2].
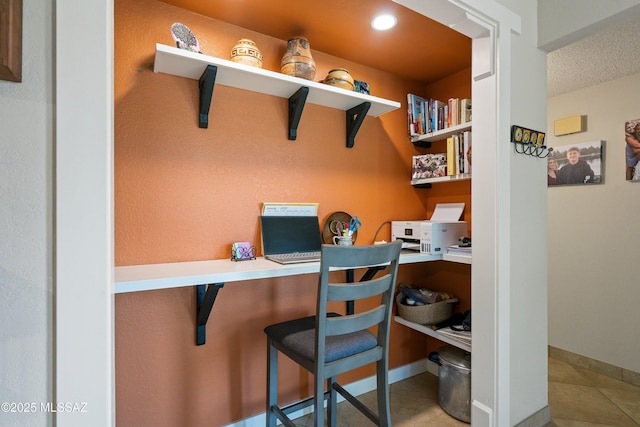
[547, 15, 640, 97]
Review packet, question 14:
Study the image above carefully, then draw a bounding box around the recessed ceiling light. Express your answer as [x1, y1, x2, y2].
[371, 14, 397, 31]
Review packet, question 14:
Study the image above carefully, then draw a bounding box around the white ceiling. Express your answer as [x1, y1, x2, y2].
[547, 15, 640, 97]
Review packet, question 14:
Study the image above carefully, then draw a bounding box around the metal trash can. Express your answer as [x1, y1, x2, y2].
[438, 345, 471, 423]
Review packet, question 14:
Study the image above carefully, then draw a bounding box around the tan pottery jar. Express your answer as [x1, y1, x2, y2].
[230, 38, 263, 68]
[323, 68, 355, 90]
[280, 37, 316, 80]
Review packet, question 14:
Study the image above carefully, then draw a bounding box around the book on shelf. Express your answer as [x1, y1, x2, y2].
[431, 99, 446, 132]
[460, 98, 472, 123]
[463, 130, 472, 174]
[407, 94, 472, 137]
[448, 97, 459, 127]
[446, 137, 457, 176]
[412, 153, 447, 179]
[407, 93, 429, 136]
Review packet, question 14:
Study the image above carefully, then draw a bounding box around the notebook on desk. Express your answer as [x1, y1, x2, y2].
[260, 216, 323, 264]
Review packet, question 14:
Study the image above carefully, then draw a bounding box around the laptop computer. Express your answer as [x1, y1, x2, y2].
[260, 216, 323, 264]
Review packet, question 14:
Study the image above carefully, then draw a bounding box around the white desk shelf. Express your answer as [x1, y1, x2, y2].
[154, 44, 401, 147]
[442, 253, 472, 264]
[394, 316, 471, 352]
[114, 251, 442, 294]
[115, 250, 441, 346]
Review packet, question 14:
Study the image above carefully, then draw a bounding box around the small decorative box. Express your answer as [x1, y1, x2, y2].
[353, 80, 370, 95]
[231, 242, 256, 261]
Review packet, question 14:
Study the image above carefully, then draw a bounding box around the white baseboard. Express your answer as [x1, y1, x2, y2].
[221, 358, 431, 427]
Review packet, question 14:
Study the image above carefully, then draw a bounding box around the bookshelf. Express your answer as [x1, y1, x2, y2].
[410, 119, 472, 147]
[401, 96, 472, 352]
[153, 44, 401, 147]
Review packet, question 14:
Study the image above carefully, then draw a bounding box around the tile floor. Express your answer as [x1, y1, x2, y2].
[292, 357, 640, 426]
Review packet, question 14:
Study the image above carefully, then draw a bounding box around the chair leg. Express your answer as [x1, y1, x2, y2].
[266, 338, 278, 427]
[327, 376, 337, 427]
[313, 375, 325, 427]
[376, 359, 391, 427]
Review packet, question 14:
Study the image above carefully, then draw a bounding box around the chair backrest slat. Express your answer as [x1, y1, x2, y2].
[326, 275, 391, 302]
[325, 307, 386, 336]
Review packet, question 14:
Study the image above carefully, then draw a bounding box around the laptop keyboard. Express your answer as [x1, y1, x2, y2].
[266, 251, 321, 264]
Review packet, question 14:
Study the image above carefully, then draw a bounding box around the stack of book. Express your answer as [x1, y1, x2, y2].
[407, 94, 471, 137]
[446, 131, 472, 176]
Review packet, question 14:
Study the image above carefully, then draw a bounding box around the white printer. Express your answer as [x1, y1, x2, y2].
[391, 203, 467, 255]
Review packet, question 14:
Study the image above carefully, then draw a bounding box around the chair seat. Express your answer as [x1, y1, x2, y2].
[265, 314, 378, 364]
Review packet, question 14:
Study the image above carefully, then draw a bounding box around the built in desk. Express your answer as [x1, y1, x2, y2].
[114, 250, 468, 345]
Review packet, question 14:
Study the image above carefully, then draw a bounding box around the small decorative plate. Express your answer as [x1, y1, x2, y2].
[171, 23, 200, 53]
[322, 211, 357, 244]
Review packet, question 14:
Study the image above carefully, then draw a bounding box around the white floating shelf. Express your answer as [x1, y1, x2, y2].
[410, 122, 472, 144]
[412, 173, 471, 187]
[154, 44, 400, 117]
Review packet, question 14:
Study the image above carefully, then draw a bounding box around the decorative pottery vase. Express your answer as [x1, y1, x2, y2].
[230, 38, 263, 68]
[323, 68, 355, 90]
[280, 37, 316, 80]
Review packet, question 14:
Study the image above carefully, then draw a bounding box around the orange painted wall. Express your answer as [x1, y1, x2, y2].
[114, 0, 471, 425]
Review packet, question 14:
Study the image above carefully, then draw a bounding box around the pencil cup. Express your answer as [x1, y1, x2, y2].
[332, 235, 353, 246]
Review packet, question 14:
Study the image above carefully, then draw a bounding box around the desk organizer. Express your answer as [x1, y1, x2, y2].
[231, 242, 256, 261]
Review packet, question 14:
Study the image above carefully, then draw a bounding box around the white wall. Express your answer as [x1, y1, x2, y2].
[0, 0, 53, 426]
[497, 1, 550, 424]
[547, 72, 640, 373]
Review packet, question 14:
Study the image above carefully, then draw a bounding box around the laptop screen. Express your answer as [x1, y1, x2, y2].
[260, 216, 323, 255]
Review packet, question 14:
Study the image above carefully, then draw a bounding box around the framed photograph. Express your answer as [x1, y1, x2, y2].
[625, 119, 640, 181]
[0, 0, 22, 82]
[547, 140, 604, 186]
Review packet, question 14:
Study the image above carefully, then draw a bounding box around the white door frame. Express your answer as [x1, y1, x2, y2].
[54, 1, 521, 426]
[55, 0, 114, 426]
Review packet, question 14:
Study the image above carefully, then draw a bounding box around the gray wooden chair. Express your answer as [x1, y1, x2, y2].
[264, 241, 402, 427]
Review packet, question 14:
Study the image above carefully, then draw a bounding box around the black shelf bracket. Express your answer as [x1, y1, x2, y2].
[413, 183, 433, 189]
[346, 102, 371, 148]
[198, 65, 218, 129]
[288, 86, 309, 140]
[196, 282, 224, 345]
[412, 141, 432, 148]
